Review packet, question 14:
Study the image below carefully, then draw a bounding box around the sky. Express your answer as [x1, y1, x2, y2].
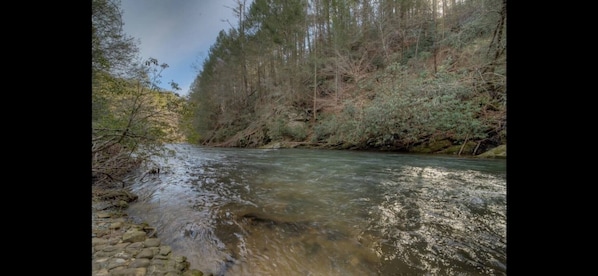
[120, 0, 244, 96]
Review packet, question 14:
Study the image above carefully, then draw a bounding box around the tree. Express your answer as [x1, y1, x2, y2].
[92, 58, 184, 186]
[186, 0, 506, 154]
[91, 0, 138, 76]
[92, 0, 184, 187]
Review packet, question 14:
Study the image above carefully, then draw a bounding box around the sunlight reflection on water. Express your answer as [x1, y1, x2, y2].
[126, 144, 506, 276]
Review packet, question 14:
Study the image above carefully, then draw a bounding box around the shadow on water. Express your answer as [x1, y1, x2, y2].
[125, 144, 506, 276]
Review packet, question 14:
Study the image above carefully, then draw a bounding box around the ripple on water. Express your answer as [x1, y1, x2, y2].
[125, 145, 506, 275]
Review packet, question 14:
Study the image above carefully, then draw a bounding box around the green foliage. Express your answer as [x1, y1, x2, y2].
[418, 51, 432, 60]
[428, 93, 487, 141]
[186, 0, 506, 153]
[312, 106, 366, 146]
[266, 118, 307, 142]
[286, 122, 308, 141]
[443, 0, 504, 50]
[92, 0, 186, 186]
[246, 0, 306, 47]
[312, 114, 337, 143]
[266, 118, 285, 141]
[344, 68, 491, 148]
[179, 100, 202, 143]
[92, 0, 139, 75]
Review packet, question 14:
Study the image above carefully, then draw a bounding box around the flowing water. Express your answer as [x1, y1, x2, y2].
[125, 144, 506, 275]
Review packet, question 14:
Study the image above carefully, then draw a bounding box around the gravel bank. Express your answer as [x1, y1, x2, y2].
[91, 187, 206, 276]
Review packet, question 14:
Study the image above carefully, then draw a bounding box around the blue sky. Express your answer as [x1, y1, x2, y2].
[120, 0, 244, 96]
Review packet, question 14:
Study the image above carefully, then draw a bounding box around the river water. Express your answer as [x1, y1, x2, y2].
[125, 144, 506, 275]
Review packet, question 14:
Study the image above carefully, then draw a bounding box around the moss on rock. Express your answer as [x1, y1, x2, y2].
[439, 141, 478, 155]
[410, 139, 453, 153]
[476, 144, 506, 159]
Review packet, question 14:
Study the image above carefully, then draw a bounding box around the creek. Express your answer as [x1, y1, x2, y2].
[125, 144, 506, 275]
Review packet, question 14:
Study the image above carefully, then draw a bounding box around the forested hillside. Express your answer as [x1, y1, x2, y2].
[184, 0, 506, 155]
[92, 0, 506, 186]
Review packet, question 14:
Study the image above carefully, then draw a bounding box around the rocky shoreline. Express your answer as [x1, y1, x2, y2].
[90, 145, 505, 276]
[91, 187, 205, 276]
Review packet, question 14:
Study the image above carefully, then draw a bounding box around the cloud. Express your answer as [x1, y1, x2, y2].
[120, 0, 241, 95]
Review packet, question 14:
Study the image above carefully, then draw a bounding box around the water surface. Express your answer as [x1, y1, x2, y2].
[126, 144, 506, 275]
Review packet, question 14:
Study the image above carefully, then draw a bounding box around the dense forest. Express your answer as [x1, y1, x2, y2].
[91, 0, 506, 186]
[185, 0, 506, 154]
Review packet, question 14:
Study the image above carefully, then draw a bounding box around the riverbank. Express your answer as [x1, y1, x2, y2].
[259, 141, 507, 158]
[91, 186, 206, 276]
